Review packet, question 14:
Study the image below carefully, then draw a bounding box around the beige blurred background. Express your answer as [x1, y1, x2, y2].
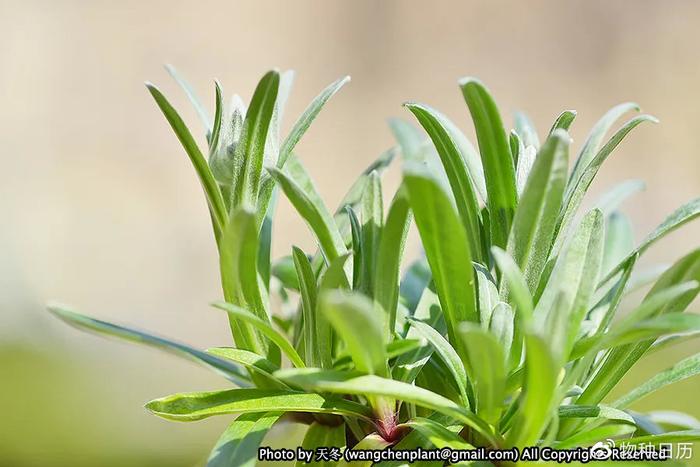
[1, 1, 699, 465]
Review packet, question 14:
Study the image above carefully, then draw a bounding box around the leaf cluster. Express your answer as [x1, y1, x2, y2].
[49, 67, 700, 466]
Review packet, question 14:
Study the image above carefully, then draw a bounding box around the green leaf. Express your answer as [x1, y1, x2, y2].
[206, 347, 286, 389]
[164, 64, 211, 133]
[319, 291, 387, 377]
[535, 209, 604, 356]
[231, 70, 280, 208]
[209, 80, 223, 153]
[603, 198, 700, 283]
[548, 110, 577, 135]
[207, 412, 281, 467]
[268, 158, 347, 265]
[359, 171, 383, 296]
[576, 249, 700, 408]
[476, 269, 499, 328]
[274, 369, 499, 445]
[506, 333, 558, 448]
[376, 187, 412, 338]
[506, 129, 569, 293]
[213, 302, 305, 368]
[346, 205, 363, 290]
[146, 82, 227, 239]
[515, 145, 536, 198]
[408, 318, 469, 407]
[460, 78, 517, 249]
[297, 422, 346, 467]
[293, 246, 320, 367]
[404, 103, 484, 261]
[612, 352, 700, 409]
[403, 163, 478, 346]
[489, 302, 515, 368]
[553, 114, 657, 256]
[569, 102, 640, 187]
[219, 208, 269, 357]
[557, 405, 635, 425]
[459, 323, 506, 425]
[403, 417, 473, 449]
[491, 247, 534, 321]
[146, 388, 373, 422]
[47, 305, 250, 385]
[279, 76, 351, 168]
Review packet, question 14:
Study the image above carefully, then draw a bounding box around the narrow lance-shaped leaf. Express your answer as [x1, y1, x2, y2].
[268, 158, 347, 265]
[505, 332, 558, 448]
[219, 208, 270, 358]
[404, 103, 484, 262]
[315, 254, 351, 369]
[547, 110, 577, 135]
[293, 246, 320, 367]
[146, 83, 227, 239]
[535, 209, 604, 356]
[231, 70, 279, 208]
[459, 323, 507, 425]
[506, 129, 569, 294]
[209, 80, 223, 154]
[602, 197, 700, 283]
[575, 249, 700, 412]
[552, 114, 657, 256]
[403, 162, 478, 347]
[207, 347, 286, 389]
[164, 64, 212, 134]
[213, 302, 305, 368]
[359, 171, 383, 296]
[346, 206, 363, 290]
[47, 305, 250, 386]
[320, 291, 387, 377]
[279, 76, 351, 168]
[408, 318, 469, 407]
[146, 388, 373, 422]
[375, 186, 412, 338]
[207, 412, 281, 467]
[460, 78, 517, 249]
[612, 352, 700, 409]
[569, 102, 639, 187]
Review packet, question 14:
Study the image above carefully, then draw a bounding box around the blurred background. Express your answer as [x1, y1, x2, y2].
[1, 0, 699, 465]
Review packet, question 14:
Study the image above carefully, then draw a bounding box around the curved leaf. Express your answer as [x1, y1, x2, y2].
[320, 291, 387, 377]
[459, 78, 517, 248]
[47, 305, 250, 385]
[146, 83, 227, 238]
[231, 70, 280, 208]
[506, 129, 569, 293]
[405, 103, 483, 261]
[146, 388, 373, 422]
[279, 76, 351, 168]
[213, 302, 305, 368]
[376, 187, 412, 338]
[403, 163, 478, 345]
